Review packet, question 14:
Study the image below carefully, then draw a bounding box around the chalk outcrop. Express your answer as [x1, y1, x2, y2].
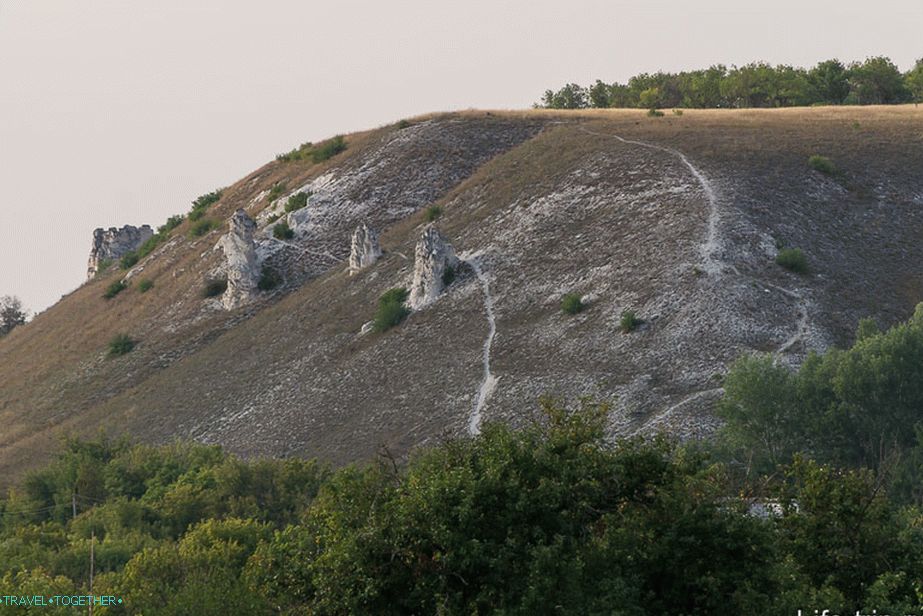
[348, 223, 382, 275]
[86, 225, 154, 278]
[408, 225, 458, 310]
[219, 209, 260, 310]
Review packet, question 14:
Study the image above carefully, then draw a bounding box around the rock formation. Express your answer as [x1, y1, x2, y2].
[408, 225, 458, 310]
[219, 209, 260, 310]
[348, 223, 382, 275]
[86, 225, 154, 278]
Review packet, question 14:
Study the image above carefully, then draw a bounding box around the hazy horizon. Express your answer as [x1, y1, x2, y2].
[2, 0, 921, 313]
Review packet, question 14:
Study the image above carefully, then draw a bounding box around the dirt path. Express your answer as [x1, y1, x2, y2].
[581, 124, 813, 432]
[462, 252, 498, 435]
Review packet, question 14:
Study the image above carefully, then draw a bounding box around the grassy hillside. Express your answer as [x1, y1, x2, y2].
[1, 106, 921, 485]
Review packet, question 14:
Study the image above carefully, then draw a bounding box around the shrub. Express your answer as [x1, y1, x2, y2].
[159, 215, 185, 234]
[672, 108, 684, 116]
[104, 280, 128, 300]
[311, 136, 346, 163]
[95, 259, 113, 276]
[258, 266, 282, 291]
[424, 205, 443, 222]
[620, 309, 640, 333]
[265, 213, 281, 225]
[808, 155, 836, 175]
[373, 288, 410, 332]
[202, 278, 228, 298]
[276, 142, 313, 163]
[647, 108, 665, 117]
[442, 265, 456, 287]
[396, 119, 411, 129]
[189, 190, 222, 221]
[138, 279, 154, 293]
[284, 192, 308, 213]
[120, 252, 139, 270]
[561, 293, 584, 315]
[188, 219, 219, 238]
[108, 334, 135, 357]
[268, 182, 287, 202]
[273, 222, 294, 240]
[776, 248, 808, 274]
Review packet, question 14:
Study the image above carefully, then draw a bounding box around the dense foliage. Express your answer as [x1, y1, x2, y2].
[373, 287, 410, 332]
[3, 307, 923, 613]
[540, 56, 923, 109]
[0, 295, 27, 336]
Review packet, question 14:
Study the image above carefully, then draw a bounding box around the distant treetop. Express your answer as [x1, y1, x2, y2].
[539, 56, 923, 109]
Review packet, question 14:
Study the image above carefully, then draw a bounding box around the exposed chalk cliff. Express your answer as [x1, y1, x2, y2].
[408, 225, 458, 310]
[87, 225, 153, 278]
[219, 209, 260, 310]
[348, 223, 382, 275]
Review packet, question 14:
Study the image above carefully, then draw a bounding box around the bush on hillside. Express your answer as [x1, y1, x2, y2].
[120, 252, 139, 270]
[268, 183, 287, 202]
[108, 333, 135, 357]
[620, 309, 640, 333]
[188, 219, 220, 238]
[808, 154, 836, 175]
[138, 279, 154, 293]
[311, 136, 347, 163]
[273, 221, 295, 240]
[284, 192, 309, 213]
[424, 205, 443, 222]
[373, 288, 410, 332]
[257, 266, 282, 291]
[561, 293, 584, 315]
[776, 248, 808, 274]
[104, 280, 128, 299]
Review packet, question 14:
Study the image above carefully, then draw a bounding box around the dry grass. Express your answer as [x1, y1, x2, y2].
[0, 105, 921, 485]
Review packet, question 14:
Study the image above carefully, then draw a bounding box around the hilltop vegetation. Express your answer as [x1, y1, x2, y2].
[540, 56, 923, 109]
[3, 307, 923, 613]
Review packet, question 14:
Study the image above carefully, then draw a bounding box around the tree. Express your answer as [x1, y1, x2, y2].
[587, 79, 612, 108]
[809, 59, 850, 104]
[0, 295, 26, 336]
[848, 57, 910, 104]
[540, 83, 588, 109]
[906, 58, 923, 103]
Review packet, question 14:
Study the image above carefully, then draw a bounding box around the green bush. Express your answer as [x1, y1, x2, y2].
[138, 279, 154, 293]
[808, 154, 837, 175]
[268, 182, 287, 202]
[276, 141, 313, 163]
[396, 119, 412, 129]
[120, 252, 139, 270]
[373, 288, 410, 332]
[188, 219, 220, 238]
[284, 192, 309, 213]
[104, 280, 128, 300]
[159, 214, 185, 234]
[647, 108, 665, 117]
[561, 293, 584, 315]
[190, 190, 222, 221]
[108, 334, 135, 357]
[311, 136, 346, 163]
[273, 222, 294, 240]
[95, 259, 113, 276]
[620, 309, 640, 333]
[776, 248, 808, 274]
[202, 278, 228, 298]
[424, 205, 443, 222]
[258, 266, 282, 291]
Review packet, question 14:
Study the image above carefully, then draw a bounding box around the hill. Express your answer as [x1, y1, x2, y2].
[1, 106, 922, 483]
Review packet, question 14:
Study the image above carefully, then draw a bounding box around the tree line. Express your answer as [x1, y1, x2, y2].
[2, 305, 923, 613]
[540, 56, 923, 109]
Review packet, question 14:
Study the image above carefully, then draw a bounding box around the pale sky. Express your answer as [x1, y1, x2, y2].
[1, 0, 921, 313]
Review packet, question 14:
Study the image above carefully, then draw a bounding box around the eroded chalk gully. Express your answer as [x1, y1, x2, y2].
[579, 126, 811, 431]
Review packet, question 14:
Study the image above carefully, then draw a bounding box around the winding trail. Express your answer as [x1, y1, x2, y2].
[463, 252, 498, 435]
[580, 124, 813, 430]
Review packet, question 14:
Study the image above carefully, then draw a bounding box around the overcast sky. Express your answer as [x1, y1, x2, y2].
[1, 0, 921, 313]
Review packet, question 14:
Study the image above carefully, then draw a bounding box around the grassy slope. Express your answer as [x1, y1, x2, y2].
[0, 106, 921, 485]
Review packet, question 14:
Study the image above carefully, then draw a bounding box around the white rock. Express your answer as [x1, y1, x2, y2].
[348, 223, 382, 275]
[219, 209, 260, 310]
[86, 224, 154, 279]
[408, 225, 458, 310]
